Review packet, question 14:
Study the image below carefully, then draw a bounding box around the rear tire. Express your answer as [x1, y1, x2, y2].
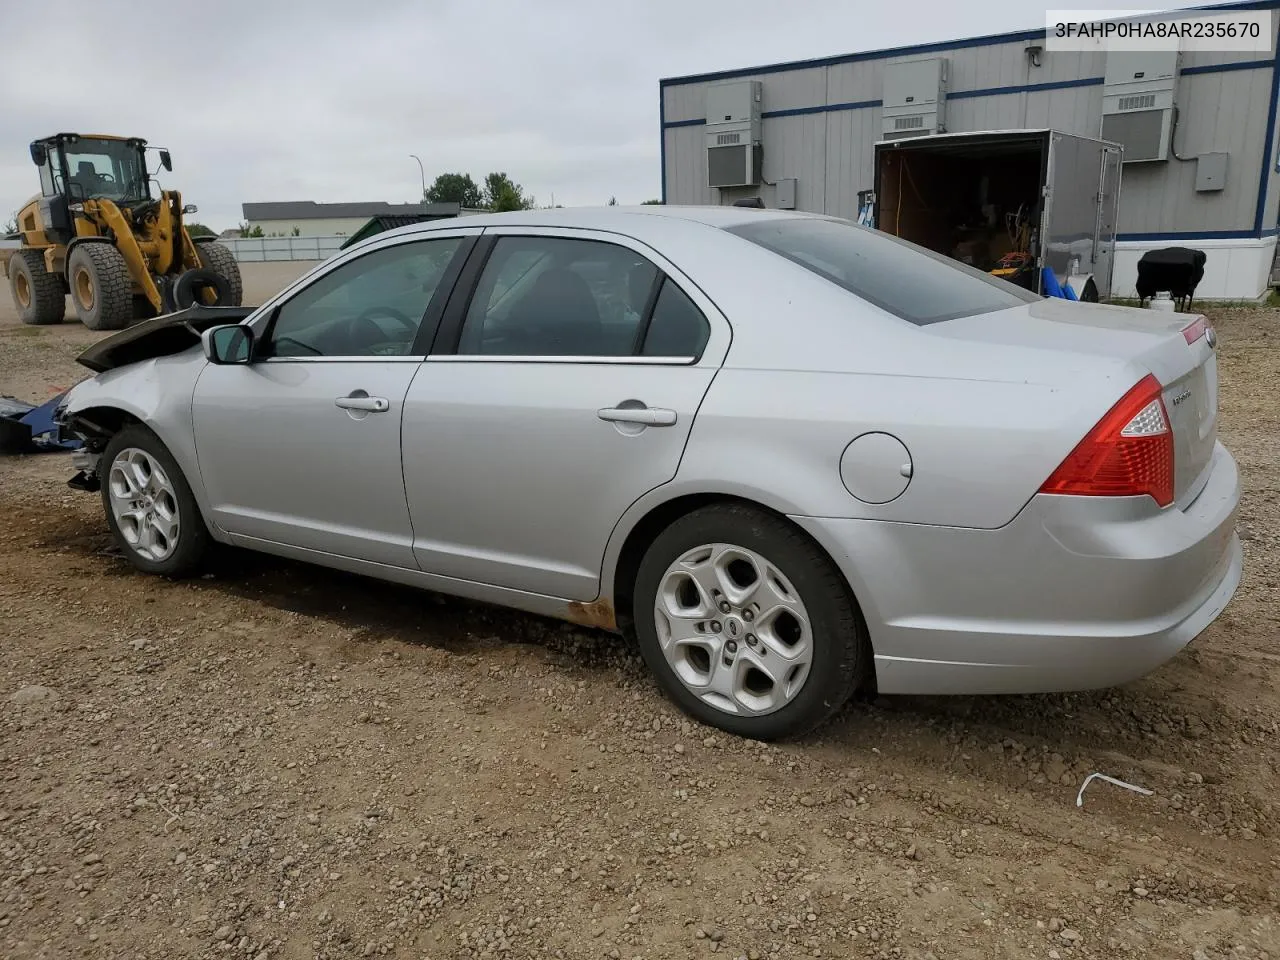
[68, 243, 132, 331]
[8, 249, 66, 325]
[195, 240, 243, 306]
[632, 503, 869, 741]
[100, 425, 210, 577]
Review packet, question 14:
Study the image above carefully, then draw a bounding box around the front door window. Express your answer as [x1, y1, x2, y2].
[263, 238, 464, 358]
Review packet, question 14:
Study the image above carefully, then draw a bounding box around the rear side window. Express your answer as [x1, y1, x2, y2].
[640, 279, 710, 358]
[726, 217, 1039, 325]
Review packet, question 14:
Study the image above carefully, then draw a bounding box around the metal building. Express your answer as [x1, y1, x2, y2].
[660, 0, 1280, 300]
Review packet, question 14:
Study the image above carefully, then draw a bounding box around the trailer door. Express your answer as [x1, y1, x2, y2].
[1093, 145, 1123, 298]
[1041, 133, 1108, 295]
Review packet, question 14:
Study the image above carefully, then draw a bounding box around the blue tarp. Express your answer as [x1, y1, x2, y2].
[0, 391, 79, 453]
[1041, 267, 1081, 301]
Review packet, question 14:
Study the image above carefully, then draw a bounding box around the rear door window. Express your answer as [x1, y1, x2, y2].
[727, 216, 1039, 325]
[457, 236, 659, 357]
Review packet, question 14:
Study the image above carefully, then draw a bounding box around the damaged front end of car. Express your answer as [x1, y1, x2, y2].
[54, 303, 257, 495]
[57, 406, 108, 493]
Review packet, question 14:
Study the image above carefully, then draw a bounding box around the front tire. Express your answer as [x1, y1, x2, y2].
[101, 425, 210, 577]
[69, 243, 132, 331]
[632, 504, 868, 741]
[195, 240, 243, 306]
[8, 249, 66, 325]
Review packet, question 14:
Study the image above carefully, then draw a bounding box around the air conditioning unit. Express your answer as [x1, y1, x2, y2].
[705, 80, 762, 188]
[1101, 49, 1181, 162]
[881, 58, 948, 139]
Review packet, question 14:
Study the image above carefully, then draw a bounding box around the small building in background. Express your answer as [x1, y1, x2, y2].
[241, 201, 468, 237]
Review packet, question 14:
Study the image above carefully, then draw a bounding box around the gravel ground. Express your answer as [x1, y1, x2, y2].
[1, 282, 1278, 959]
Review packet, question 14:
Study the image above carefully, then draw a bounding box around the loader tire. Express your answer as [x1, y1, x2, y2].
[195, 241, 243, 307]
[172, 268, 231, 310]
[69, 243, 133, 331]
[8, 249, 66, 325]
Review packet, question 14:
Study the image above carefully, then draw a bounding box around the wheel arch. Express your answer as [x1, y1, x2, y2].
[604, 489, 876, 691]
[63, 235, 115, 271]
[64, 403, 143, 443]
[62, 358, 216, 518]
[66, 402, 222, 536]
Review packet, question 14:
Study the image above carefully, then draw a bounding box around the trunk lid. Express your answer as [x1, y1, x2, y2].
[934, 297, 1218, 504]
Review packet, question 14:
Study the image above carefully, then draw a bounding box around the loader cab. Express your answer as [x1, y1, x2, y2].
[30, 134, 154, 208]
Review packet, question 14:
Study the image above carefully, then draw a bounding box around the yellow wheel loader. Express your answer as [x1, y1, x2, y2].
[1, 133, 241, 331]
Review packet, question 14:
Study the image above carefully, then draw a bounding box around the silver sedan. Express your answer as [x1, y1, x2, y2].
[57, 207, 1242, 740]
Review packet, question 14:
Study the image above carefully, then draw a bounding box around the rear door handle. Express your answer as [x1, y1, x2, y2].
[335, 395, 389, 412]
[597, 406, 677, 427]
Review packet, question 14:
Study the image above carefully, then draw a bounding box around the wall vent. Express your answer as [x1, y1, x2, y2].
[704, 80, 763, 187]
[881, 58, 948, 139]
[1117, 93, 1156, 111]
[1101, 49, 1180, 162]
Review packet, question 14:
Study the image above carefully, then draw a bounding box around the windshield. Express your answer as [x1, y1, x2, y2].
[726, 216, 1040, 326]
[57, 139, 150, 204]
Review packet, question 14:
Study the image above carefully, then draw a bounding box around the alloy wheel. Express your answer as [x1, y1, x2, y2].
[653, 542, 813, 716]
[106, 447, 181, 562]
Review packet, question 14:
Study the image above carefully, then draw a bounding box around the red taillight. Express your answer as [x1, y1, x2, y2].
[1182, 317, 1210, 345]
[1039, 374, 1174, 507]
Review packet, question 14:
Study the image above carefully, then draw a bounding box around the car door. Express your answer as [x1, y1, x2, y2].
[191, 231, 476, 567]
[401, 227, 731, 600]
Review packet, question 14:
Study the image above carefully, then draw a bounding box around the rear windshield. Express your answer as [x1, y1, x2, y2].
[726, 216, 1040, 325]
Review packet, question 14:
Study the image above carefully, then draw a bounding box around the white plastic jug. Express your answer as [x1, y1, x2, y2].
[1148, 291, 1176, 313]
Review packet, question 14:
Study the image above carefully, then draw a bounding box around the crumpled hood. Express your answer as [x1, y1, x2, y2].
[76, 304, 256, 374]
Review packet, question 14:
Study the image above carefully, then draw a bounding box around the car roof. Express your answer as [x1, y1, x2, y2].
[380, 204, 832, 243]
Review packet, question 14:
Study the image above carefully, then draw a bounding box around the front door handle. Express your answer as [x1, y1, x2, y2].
[335, 395, 389, 413]
[597, 405, 677, 427]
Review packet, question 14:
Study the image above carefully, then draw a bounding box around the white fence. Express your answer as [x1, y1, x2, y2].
[216, 235, 344, 262]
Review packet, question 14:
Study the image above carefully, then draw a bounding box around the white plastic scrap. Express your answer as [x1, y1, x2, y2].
[1076, 772, 1154, 808]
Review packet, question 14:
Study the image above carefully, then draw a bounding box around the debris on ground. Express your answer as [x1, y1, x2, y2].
[1075, 771, 1155, 808]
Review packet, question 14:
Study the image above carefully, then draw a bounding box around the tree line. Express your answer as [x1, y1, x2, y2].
[426, 172, 534, 210]
[428, 173, 661, 210]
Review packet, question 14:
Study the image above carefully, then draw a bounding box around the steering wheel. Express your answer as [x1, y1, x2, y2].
[272, 336, 323, 357]
[347, 306, 418, 352]
[97, 172, 117, 184]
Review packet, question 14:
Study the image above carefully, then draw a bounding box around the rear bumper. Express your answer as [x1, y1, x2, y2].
[792, 441, 1242, 695]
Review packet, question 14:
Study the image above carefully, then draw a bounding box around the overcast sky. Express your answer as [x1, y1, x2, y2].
[3, 0, 1207, 230]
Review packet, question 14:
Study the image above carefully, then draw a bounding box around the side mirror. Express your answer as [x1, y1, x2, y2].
[202, 325, 254, 365]
[29, 143, 47, 166]
[159, 150, 172, 172]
